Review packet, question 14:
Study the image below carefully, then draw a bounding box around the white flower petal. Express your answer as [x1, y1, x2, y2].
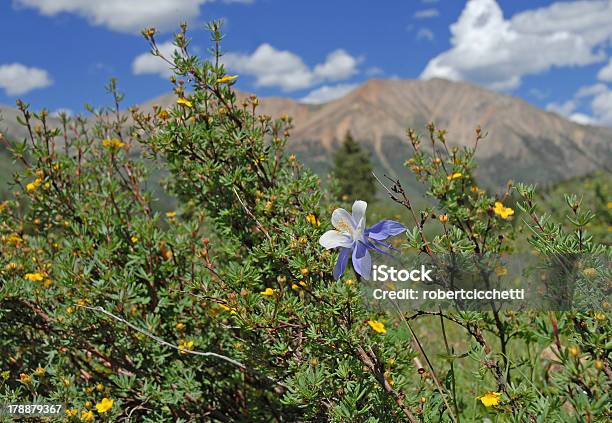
[331, 208, 356, 233]
[319, 230, 353, 249]
[351, 200, 367, 228]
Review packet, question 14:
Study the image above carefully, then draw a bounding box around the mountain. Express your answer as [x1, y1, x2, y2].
[141, 78, 611, 190]
[2, 78, 611, 192]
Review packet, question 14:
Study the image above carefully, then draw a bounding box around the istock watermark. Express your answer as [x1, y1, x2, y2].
[372, 265, 433, 282]
[361, 252, 609, 312]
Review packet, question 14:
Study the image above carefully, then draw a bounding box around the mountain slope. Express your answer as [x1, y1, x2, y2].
[2, 78, 611, 192]
[141, 78, 611, 190]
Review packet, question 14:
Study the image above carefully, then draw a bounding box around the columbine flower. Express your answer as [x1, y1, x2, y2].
[367, 320, 386, 334]
[493, 202, 514, 219]
[477, 391, 501, 407]
[95, 398, 113, 413]
[319, 201, 404, 280]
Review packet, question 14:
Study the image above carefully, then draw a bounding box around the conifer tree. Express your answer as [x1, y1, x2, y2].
[332, 131, 377, 203]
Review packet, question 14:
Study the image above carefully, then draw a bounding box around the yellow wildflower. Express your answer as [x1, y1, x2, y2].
[288, 154, 296, 162]
[447, 172, 462, 181]
[130, 236, 138, 243]
[25, 272, 45, 282]
[65, 409, 78, 417]
[175, 322, 186, 331]
[19, 373, 31, 383]
[5, 262, 17, 271]
[291, 283, 300, 290]
[176, 97, 193, 108]
[582, 267, 597, 278]
[26, 178, 42, 192]
[216, 75, 238, 84]
[477, 391, 501, 407]
[178, 339, 194, 355]
[157, 110, 170, 120]
[34, 367, 45, 376]
[6, 233, 23, 246]
[438, 214, 449, 223]
[300, 268, 310, 276]
[306, 213, 320, 227]
[102, 138, 125, 148]
[166, 211, 177, 218]
[569, 346, 580, 357]
[595, 312, 606, 321]
[80, 410, 94, 422]
[345, 279, 354, 286]
[219, 303, 237, 314]
[261, 287, 276, 296]
[95, 398, 113, 413]
[493, 202, 514, 219]
[367, 320, 386, 334]
[607, 201, 612, 209]
[494, 266, 508, 277]
[96, 383, 104, 391]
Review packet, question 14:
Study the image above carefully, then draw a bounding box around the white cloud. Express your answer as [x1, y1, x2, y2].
[366, 66, 384, 77]
[132, 41, 181, 77]
[313, 50, 360, 81]
[590, 88, 612, 125]
[568, 112, 597, 125]
[421, 0, 612, 90]
[575, 83, 608, 98]
[414, 8, 439, 19]
[300, 83, 358, 104]
[222, 44, 359, 91]
[597, 58, 612, 81]
[51, 108, 73, 117]
[417, 28, 435, 41]
[547, 82, 612, 126]
[13, 0, 248, 33]
[546, 100, 577, 117]
[0, 63, 52, 96]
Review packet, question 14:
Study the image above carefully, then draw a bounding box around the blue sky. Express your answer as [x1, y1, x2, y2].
[1, 0, 612, 125]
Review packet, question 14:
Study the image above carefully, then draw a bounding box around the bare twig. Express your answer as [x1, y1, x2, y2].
[232, 187, 272, 243]
[78, 305, 287, 389]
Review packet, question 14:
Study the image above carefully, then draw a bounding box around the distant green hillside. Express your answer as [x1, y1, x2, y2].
[0, 149, 19, 201]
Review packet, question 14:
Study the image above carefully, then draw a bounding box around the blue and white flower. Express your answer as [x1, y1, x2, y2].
[319, 200, 405, 280]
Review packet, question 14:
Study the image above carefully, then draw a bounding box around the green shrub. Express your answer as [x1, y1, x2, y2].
[0, 22, 610, 422]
